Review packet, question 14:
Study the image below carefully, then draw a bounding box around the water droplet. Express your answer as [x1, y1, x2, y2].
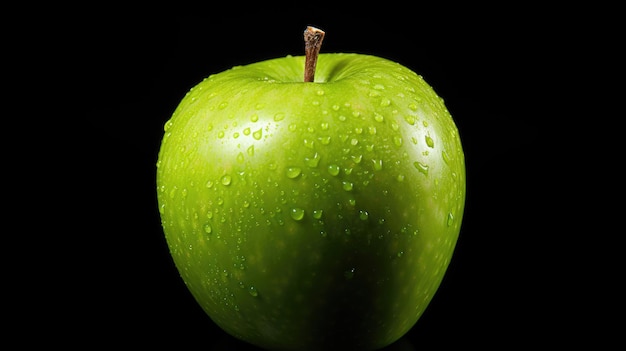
[408, 103, 418, 111]
[221, 175, 232, 185]
[396, 174, 405, 182]
[373, 84, 385, 90]
[404, 115, 416, 125]
[359, 210, 369, 220]
[442, 150, 450, 164]
[169, 186, 177, 199]
[372, 159, 383, 171]
[413, 161, 429, 175]
[313, 209, 323, 219]
[447, 212, 454, 226]
[344, 268, 355, 279]
[380, 97, 391, 107]
[328, 164, 340, 176]
[247, 145, 255, 156]
[236, 152, 244, 163]
[342, 181, 354, 192]
[218, 101, 228, 109]
[290, 207, 305, 221]
[250, 113, 259, 122]
[303, 138, 315, 149]
[351, 154, 362, 163]
[248, 286, 258, 297]
[217, 131, 225, 139]
[305, 153, 321, 167]
[253, 129, 263, 140]
[233, 132, 240, 139]
[286, 167, 302, 179]
[319, 136, 331, 145]
[274, 112, 285, 121]
[255, 103, 265, 110]
[393, 136, 403, 147]
[374, 113, 384, 123]
[316, 89, 325, 96]
[425, 135, 435, 148]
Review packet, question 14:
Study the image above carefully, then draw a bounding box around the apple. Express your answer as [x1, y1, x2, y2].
[156, 27, 465, 350]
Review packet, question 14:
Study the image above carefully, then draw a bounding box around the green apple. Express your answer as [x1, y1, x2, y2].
[156, 27, 465, 351]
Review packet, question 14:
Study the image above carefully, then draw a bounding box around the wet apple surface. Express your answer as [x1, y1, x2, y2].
[156, 49, 465, 350]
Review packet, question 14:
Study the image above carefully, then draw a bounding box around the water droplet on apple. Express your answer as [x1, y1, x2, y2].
[342, 181, 354, 192]
[236, 152, 244, 163]
[253, 129, 263, 140]
[425, 135, 435, 148]
[274, 112, 285, 121]
[359, 210, 369, 220]
[372, 159, 383, 171]
[380, 97, 391, 107]
[316, 89, 325, 96]
[327, 164, 340, 176]
[286, 167, 302, 179]
[313, 209, 323, 219]
[303, 138, 315, 149]
[217, 131, 225, 139]
[404, 115, 416, 125]
[248, 286, 258, 297]
[393, 136, 403, 147]
[247, 145, 255, 156]
[344, 268, 355, 279]
[442, 150, 451, 165]
[319, 136, 331, 145]
[351, 154, 362, 163]
[396, 174, 405, 182]
[290, 208, 305, 221]
[218, 101, 228, 110]
[305, 153, 321, 167]
[374, 113, 384, 123]
[447, 212, 454, 226]
[221, 175, 232, 186]
[169, 186, 177, 199]
[413, 161, 429, 175]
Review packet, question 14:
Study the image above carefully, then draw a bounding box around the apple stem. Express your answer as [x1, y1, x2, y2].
[304, 26, 325, 82]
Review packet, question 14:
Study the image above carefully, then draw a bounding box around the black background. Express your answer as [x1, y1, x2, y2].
[14, 4, 619, 349]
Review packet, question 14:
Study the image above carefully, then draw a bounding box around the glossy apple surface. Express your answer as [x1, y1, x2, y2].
[156, 53, 465, 350]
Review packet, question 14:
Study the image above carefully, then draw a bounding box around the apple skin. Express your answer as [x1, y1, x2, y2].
[156, 53, 465, 350]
